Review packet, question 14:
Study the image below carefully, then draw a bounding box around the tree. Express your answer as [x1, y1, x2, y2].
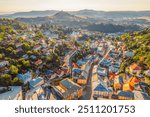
[22, 42, 30, 50]
[6, 47, 13, 53]
[12, 77, 23, 86]
[22, 60, 31, 68]
[0, 74, 12, 86]
[10, 65, 19, 75]
[27, 50, 33, 55]
[0, 53, 2, 59]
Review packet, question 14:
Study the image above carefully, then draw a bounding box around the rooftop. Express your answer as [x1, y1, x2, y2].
[17, 71, 32, 84]
[117, 91, 134, 98]
[0, 86, 22, 100]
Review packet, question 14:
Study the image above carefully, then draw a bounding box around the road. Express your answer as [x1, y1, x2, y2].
[80, 41, 111, 100]
[79, 64, 93, 100]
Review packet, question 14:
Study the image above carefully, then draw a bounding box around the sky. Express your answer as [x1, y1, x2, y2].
[0, 0, 150, 13]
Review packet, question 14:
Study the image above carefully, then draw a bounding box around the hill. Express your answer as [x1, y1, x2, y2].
[117, 28, 150, 69]
[1, 10, 150, 19]
[85, 23, 141, 33]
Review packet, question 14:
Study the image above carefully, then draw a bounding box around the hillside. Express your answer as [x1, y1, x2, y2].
[1, 10, 150, 19]
[117, 28, 150, 69]
[85, 23, 141, 33]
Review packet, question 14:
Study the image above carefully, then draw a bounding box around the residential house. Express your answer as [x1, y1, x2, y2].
[0, 86, 22, 100]
[77, 60, 86, 66]
[92, 65, 98, 81]
[77, 61, 92, 85]
[129, 77, 140, 87]
[22, 54, 29, 59]
[109, 66, 119, 73]
[0, 61, 9, 68]
[144, 70, 150, 77]
[134, 91, 150, 100]
[16, 43, 22, 48]
[123, 83, 134, 92]
[100, 59, 112, 67]
[97, 67, 107, 77]
[35, 59, 42, 66]
[93, 82, 113, 99]
[117, 91, 134, 100]
[53, 78, 83, 100]
[29, 77, 44, 89]
[129, 63, 141, 74]
[30, 55, 37, 60]
[72, 68, 82, 80]
[17, 71, 32, 84]
[114, 76, 124, 91]
[25, 86, 46, 100]
[33, 45, 41, 51]
[124, 51, 134, 58]
[16, 47, 23, 54]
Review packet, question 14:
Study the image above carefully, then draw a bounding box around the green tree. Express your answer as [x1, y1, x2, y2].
[0, 74, 12, 86]
[10, 65, 19, 75]
[12, 77, 23, 86]
[22, 60, 31, 68]
[0, 54, 2, 59]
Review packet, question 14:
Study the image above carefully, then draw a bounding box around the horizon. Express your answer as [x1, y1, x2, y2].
[0, 0, 150, 14]
[1, 9, 150, 15]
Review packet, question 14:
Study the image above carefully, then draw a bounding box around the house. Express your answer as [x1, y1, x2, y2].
[144, 70, 150, 77]
[56, 70, 65, 78]
[136, 82, 150, 92]
[145, 77, 150, 85]
[76, 60, 86, 66]
[123, 83, 134, 92]
[72, 68, 82, 79]
[93, 82, 113, 99]
[133, 91, 150, 100]
[0, 86, 22, 100]
[92, 65, 98, 81]
[134, 83, 143, 91]
[16, 43, 22, 48]
[16, 47, 23, 53]
[97, 46, 104, 56]
[124, 51, 134, 57]
[97, 67, 107, 77]
[117, 91, 134, 100]
[17, 71, 32, 84]
[30, 55, 37, 60]
[0, 61, 9, 68]
[35, 59, 42, 66]
[33, 45, 41, 51]
[53, 78, 83, 100]
[0, 67, 10, 74]
[45, 70, 53, 75]
[22, 54, 29, 59]
[77, 61, 92, 85]
[100, 59, 112, 67]
[29, 77, 44, 89]
[72, 63, 79, 68]
[92, 72, 98, 82]
[25, 86, 46, 100]
[129, 77, 140, 87]
[114, 76, 124, 91]
[129, 63, 141, 74]
[109, 66, 119, 73]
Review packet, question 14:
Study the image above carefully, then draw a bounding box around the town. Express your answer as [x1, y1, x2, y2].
[0, 18, 150, 100]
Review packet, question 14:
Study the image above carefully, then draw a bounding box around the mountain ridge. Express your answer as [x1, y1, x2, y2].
[1, 10, 150, 18]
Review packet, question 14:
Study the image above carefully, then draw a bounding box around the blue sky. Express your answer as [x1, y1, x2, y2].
[0, 0, 150, 13]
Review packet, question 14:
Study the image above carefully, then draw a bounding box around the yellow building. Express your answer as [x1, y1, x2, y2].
[54, 78, 83, 100]
[113, 76, 123, 91]
[129, 63, 141, 74]
[123, 83, 134, 92]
